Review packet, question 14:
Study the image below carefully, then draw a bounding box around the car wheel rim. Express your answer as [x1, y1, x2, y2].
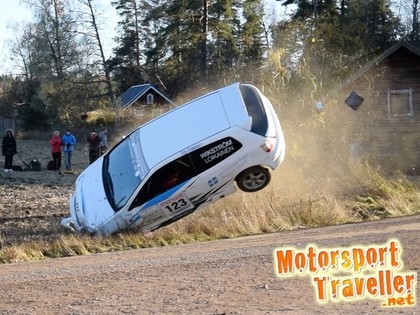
[243, 172, 267, 189]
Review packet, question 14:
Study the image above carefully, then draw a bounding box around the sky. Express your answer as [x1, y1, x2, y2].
[0, 0, 120, 75]
[0, 0, 287, 76]
[0, 1, 32, 74]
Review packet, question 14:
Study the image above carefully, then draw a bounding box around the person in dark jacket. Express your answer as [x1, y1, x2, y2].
[87, 131, 100, 164]
[2, 129, 17, 172]
[98, 127, 108, 156]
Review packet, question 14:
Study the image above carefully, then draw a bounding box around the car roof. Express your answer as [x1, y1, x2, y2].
[139, 82, 250, 168]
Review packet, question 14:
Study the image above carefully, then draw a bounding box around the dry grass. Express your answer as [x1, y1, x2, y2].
[1, 75, 420, 263]
[1, 162, 419, 264]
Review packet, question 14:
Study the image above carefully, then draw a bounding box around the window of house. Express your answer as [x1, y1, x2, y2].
[387, 88, 413, 118]
[147, 93, 154, 105]
[134, 108, 144, 116]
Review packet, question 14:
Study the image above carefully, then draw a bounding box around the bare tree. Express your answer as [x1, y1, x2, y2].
[10, 27, 35, 81]
[22, 0, 80, 79]
[76, 0, 116, 106]
[392, 0, 419, 43]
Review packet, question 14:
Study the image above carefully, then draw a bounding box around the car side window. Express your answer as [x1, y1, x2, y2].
[189, 137, 242, 174]
[129, 155, 195, 210]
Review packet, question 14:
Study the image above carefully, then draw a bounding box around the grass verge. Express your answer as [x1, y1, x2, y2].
[0, 163, 419, 264]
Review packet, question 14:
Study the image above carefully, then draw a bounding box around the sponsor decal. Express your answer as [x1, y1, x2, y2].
[190, 137, 242, 173]
[199, 139, 235, 164]
[140, 208, 165, 226]
[159, 191, 193, 214]
[208, 177, 218, 187]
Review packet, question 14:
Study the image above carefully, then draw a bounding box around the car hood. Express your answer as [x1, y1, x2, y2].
[71, 158, 116, 233]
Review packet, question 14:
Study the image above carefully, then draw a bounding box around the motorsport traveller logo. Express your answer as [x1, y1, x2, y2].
[273, 239, 416, 307]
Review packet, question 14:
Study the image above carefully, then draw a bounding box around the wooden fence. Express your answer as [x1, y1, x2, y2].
[0, 116, 16, 137]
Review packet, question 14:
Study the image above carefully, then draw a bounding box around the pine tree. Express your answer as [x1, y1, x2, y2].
[110, 0, 144, 93]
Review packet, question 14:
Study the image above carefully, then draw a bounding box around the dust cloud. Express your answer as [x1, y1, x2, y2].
[270, 79, 418, 201]
[114, 80, 417, 202]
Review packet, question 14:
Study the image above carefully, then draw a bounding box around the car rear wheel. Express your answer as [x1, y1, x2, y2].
[236, 166, 271, 192]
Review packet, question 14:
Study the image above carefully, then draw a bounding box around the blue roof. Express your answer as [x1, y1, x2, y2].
[118, 84, 174, 108]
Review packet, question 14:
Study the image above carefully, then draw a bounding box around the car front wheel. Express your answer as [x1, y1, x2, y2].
[236, 166, 271, 192]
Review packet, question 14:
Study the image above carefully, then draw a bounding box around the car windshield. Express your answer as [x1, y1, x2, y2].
[103, 130, 149, 211]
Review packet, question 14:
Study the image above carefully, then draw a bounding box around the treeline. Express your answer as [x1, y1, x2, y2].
[0, 0, 418, 131]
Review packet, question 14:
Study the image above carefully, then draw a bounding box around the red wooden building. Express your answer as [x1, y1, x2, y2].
[338, 42, 420, 172]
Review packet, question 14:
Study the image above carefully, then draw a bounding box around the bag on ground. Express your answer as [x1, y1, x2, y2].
[47, 160, 55, 170]
[11, 165, 23, 171]
[30, 160, 42, 171]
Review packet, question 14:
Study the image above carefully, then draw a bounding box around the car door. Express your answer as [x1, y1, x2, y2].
[126, 155, 203, 231]
[187, 136, 244, 208]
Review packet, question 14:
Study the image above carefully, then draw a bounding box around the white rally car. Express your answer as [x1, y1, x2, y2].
[61, 83, 286, 236]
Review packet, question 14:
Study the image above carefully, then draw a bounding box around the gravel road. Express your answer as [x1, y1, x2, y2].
[0, 215, 419, 315]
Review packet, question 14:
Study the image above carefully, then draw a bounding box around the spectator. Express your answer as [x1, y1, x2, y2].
[98, 127, 108, 156]
[62, 129, 77, 171]
[49, 130, 62, 170]
[87, 131, 100, 164]
[2, 129, 17, 172]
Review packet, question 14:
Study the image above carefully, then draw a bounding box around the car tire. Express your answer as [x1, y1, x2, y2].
[236, 166, 271, 192]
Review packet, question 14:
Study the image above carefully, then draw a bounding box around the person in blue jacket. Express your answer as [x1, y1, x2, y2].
[62, 129, 77, 171]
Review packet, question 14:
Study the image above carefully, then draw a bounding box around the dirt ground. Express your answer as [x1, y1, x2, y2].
[0, 215, 419, 314]
[0, 140, 419, 314]
[0, 139, 90, 245]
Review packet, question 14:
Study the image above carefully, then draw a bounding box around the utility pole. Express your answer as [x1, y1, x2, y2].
[412, 0, 419, 44]
[313, 0, 318, 20]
